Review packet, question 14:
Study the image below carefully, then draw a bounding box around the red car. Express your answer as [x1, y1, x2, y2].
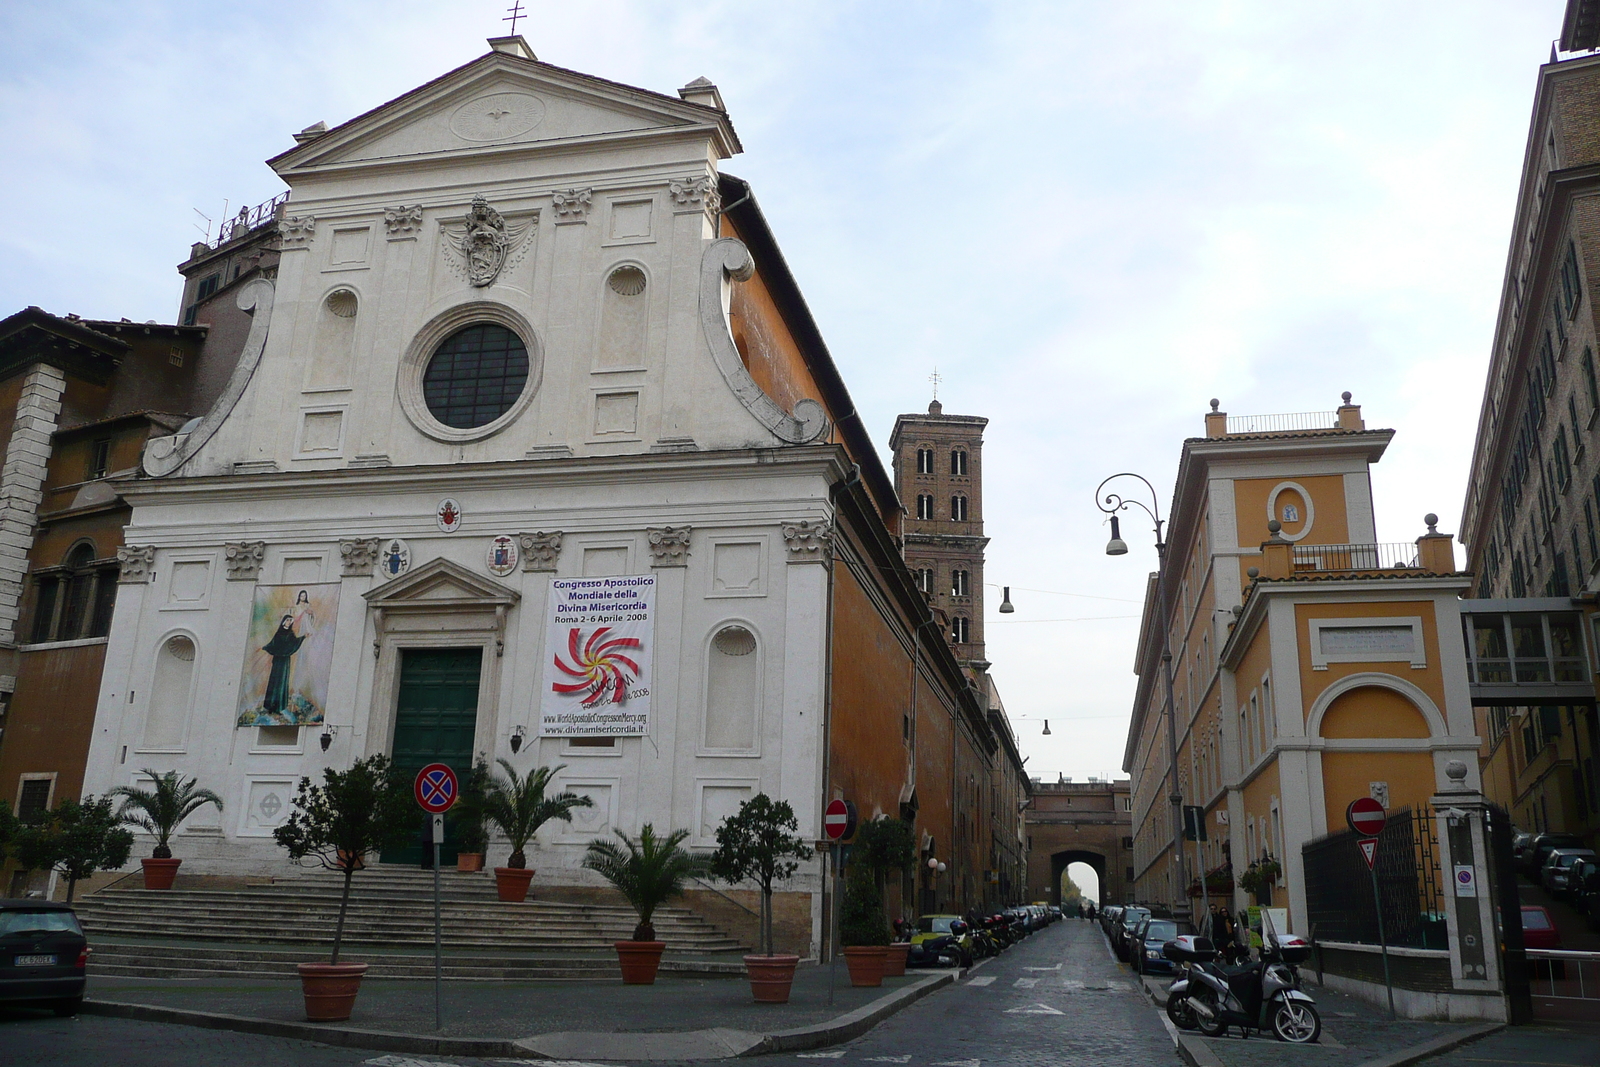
[1521, 905, 1563, 950]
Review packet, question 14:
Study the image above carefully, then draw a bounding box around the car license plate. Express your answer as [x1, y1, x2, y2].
[14, 954, 56, 967]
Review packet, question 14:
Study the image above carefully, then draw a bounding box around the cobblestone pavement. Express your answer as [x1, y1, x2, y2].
[1417, 1018, 1600, 1066]
[4, 920, 1178, 1066]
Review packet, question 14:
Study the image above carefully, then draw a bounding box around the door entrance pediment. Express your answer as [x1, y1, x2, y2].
[365, 557, 519, 658]
[365, 557, 519, 609]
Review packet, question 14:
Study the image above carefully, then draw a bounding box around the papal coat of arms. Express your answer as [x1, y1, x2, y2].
[441, 196, 534, 288]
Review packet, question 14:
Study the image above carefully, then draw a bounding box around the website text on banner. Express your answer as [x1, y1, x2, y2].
[539, 574, 655, 738]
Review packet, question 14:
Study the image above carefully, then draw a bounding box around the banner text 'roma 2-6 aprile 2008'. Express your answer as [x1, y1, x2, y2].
[539, 574, 654, 737]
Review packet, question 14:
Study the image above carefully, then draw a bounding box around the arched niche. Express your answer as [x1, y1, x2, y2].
[703, 623, 760, 752]
[1319, 685, 1431, 739]
[141, 633, 198, 751]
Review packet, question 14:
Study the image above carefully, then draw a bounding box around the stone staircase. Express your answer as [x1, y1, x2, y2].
[74, 866, 748, 980]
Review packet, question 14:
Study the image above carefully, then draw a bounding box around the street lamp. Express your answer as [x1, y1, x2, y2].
[1096, 472, 1186, 915]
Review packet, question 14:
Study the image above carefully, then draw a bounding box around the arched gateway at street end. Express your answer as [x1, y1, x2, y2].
[1024, 779, 1133, 906]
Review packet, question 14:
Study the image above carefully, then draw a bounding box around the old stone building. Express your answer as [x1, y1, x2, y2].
[1024, 777, 1132, 906]
[60, 37, 1020, 949]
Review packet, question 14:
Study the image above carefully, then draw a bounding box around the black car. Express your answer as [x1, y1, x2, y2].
[1115, 906, 1151, 961]
[1132, 917, 1194, 976]
[1, 900, 87, 1016]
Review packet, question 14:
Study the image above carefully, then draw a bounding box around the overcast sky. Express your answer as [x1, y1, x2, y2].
[0, 1, 1570, 782]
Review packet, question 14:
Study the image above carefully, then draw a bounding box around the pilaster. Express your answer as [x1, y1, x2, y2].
[0, 364, 65, 643]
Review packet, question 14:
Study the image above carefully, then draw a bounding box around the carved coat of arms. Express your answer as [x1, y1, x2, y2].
[442, 196, 534, 288]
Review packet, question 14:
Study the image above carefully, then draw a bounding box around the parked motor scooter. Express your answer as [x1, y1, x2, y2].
[1183, 925, 1321, 1043]
[1158, 935, 1210, 1031]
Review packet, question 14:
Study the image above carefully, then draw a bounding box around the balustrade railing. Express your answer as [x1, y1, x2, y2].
[206, 191, 288, 249]
[1290, 542, 1419, 572]
[1225, 411, 1338, 434]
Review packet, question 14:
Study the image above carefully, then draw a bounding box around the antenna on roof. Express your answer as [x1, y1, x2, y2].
[503, 1, 525, 35]
[192, 207, 213, 243]
[929, 366, 942, 402]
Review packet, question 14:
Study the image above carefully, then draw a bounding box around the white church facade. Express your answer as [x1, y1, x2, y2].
[80, 38, 1017, 950]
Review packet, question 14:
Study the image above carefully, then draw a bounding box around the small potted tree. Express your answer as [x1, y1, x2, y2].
[839, 865, 890, 987]
[454, 760, 490, 872]
[482, 759, 593, 901]
[15, 796, 133, 902]
[110, 769, 224, 889]
[583, 823, 708, 984]
[710, 793, 812, 1003]
[855, 817, 915, 976]
[272, 755, 414, 1021]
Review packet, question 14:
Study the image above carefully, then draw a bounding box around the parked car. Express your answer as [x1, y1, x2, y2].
[1523, 832, 1586, 878]
[1567, 858, 1598, 915]
[1511, 830, 1535, 870]
[1116, 906, 1151, 961]
[910, 914, 973, 967]
[1520, 904, 1565, 978]
[1131, 916, 1193, 976]
[1100, 904, 1123, 938]
[0, 900, 88, 1016]
[1542, 849, 1597, 898]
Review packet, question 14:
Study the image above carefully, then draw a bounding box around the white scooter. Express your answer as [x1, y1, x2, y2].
[1182, 914, 1321, 1043]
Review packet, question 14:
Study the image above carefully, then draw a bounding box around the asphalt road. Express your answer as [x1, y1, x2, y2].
[3, 918, 1177, 1067]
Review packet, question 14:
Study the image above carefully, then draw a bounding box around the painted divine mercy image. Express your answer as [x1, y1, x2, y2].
[236, 583, 341, 727]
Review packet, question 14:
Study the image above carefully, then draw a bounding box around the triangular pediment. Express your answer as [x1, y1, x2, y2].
[272, 51, 739, 177]
[365, 557, 519, 607]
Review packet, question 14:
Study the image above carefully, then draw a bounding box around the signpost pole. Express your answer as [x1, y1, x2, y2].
[828, 842, 840, 1007]
[433, 813, 443, 1032]
[1369, 858, 1395, 1020]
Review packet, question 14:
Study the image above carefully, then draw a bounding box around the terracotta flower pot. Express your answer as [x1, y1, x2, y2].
[140, 857, 182, 890]
[494, 866, 534, 902]
[843, 945, 888, 987]
[883, 942, 911, 977]
[456, 853, 485, 873]
[615, 940, 666, 985]
[296, 961, 368, 1021]
[744, 953, 801, 1003]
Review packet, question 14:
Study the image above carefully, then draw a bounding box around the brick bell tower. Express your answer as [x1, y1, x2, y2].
[890, 398, 991, 671]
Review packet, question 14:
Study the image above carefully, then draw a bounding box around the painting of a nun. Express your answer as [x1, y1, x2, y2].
[237, 584, 340, 727]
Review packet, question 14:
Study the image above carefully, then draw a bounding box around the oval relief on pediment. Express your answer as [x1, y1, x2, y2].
[450, 92, 546, 141]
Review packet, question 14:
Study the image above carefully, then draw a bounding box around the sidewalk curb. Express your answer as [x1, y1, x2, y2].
[1175, 1033, 1225, 1067]
[79, 999, 522, 1058]
[1351, 1022, 1505, 1067]
[755, 973, 956, 1055]
[82, 972, 956, 1061]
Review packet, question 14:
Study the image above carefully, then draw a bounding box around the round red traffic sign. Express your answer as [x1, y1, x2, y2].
[1346, 796, 1387, 837]
[823, 799, 849, 840]
[414, 763, 459, 814]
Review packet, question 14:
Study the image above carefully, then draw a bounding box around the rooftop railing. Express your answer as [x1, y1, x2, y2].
[1291, 542, 1419, 572]
[203, 191, 289, 250]
[1225, 410, 1339, 435]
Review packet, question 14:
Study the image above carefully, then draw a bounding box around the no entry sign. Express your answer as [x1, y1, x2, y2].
[1346, 797, 1387, 838]
[414, 763, 459, 814]
[824, 799, 854, 841]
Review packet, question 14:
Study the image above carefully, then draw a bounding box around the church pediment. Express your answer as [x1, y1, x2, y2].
[272, 51, 739, 177]
[364, 557, 519, 609]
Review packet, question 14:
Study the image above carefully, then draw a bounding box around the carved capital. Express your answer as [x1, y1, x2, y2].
[552, 188, 592, 222]
[339, 537, 382, 577]
[384, 204, 423, 237]
[224, 541, 266, 581]
[782, 520, 833, 563]
[116, 545, 157, 583]
[647, 526, 692, 567]
[669, 175, 720, 219]
[518, 531, 563, 572]
[280, 215, 315, 248]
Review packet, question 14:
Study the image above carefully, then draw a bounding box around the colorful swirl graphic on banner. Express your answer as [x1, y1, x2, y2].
[551, 626, 643, 707]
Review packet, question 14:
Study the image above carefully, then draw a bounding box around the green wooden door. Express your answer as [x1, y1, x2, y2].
[381, 647, 482, 865]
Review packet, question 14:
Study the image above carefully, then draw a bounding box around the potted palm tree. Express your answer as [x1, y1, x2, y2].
[110, 769, 224, 889]
[272, 755, 414, 1021]
[454, 760, 490, 872]
[839, 866, 891, 987]
[482, 759, 592, 901]
[710, 793, 812, 1003]
[583, 823, 708, 984]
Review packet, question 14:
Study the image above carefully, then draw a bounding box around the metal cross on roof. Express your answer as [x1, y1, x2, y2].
[929, 367, 942, 402]
[503, 1, 525, 35]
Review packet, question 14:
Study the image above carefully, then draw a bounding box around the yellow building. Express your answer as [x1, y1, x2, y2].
[1122, 397, 1483, 943]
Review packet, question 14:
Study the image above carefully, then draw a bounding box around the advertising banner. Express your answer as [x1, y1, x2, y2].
[539, 574, 654, 737]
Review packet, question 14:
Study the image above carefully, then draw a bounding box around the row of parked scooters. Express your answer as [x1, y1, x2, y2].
[900, 904, 1063, 968]
[1128, 910, 1323, 1044]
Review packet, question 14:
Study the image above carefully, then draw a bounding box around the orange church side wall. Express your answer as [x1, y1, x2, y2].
[828, 558, 914, 824]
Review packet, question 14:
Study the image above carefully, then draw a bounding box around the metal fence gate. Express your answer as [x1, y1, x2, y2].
[1302, 808, 1446, 948]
